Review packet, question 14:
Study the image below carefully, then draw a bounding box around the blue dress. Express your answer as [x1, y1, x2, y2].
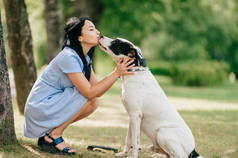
[24, 47, 92, 138]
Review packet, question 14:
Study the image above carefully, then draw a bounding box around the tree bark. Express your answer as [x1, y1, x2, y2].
[3, 0, 37, 115]
[73, 0, 103, 27]
[44, 0, 63, 63]
[0, 13, 18, 146]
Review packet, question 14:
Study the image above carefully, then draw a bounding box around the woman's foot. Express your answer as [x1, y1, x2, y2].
[43, 134, 53, 143]
[38, 134, 59, 153]
[47, 133, 76, 154]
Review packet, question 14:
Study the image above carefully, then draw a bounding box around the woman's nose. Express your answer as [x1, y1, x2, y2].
[96, 29, 100, 35]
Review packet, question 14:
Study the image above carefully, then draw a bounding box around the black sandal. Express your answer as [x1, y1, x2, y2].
[47, 135, 76, 155]
[38, 134, 59, 153]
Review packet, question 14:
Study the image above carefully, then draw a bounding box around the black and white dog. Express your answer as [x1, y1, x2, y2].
[99, 36, 203, 158]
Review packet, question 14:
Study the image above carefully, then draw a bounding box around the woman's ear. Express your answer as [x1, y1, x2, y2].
[78, 36, 83, 42]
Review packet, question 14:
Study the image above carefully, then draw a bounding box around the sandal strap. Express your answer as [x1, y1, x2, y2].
[45, 133, 64, 146]
[62, 147, 75, 155]
[53, 137, 64, 145]
[62, 147, 71, 152]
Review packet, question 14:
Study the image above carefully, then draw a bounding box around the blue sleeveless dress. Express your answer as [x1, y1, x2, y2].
[24, 47, 92, 138]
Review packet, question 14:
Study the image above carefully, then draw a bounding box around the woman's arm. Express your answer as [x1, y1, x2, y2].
[67, 58, 134, 100]
[89, 70, 98, 86]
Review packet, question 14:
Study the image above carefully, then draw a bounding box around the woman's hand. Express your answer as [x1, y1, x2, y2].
[114, 57, 135, 77]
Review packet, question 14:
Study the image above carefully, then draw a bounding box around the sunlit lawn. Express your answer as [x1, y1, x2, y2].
[155, 75, 238, 103]
[1, 74, 238, 158]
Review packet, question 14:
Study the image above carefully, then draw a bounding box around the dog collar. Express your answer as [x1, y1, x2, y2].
[133, 58, 146, 67]
[139, 58, 147, 67]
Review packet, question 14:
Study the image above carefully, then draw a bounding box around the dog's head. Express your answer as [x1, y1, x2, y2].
[99, 36, 146, 67]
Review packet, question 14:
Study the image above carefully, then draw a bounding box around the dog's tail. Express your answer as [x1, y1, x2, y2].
[188, 149, 204, 158]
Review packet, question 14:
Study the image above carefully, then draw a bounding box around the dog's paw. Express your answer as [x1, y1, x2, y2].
[116, 151, 128, 157]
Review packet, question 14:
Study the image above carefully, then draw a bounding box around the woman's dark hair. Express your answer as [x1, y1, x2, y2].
[62, 17, 94, 81]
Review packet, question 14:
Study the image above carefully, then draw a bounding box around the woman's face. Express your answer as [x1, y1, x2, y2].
[79, 20, 100, 46]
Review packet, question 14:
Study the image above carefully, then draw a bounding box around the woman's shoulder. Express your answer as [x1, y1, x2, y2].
[60, 47, 78, 57]
[61, 47, 91, 63]
[55, 47, 81, 62]
[53, 47, 84, 68]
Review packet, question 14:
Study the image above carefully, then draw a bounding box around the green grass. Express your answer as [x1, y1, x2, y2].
[106, 75, 238, 103]
[155, 75, 238, 103]
[1, 108, 238, 158]
[181, 110, 238, 158]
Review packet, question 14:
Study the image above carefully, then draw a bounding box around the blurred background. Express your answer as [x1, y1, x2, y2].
[0, 0, 238, 157]
[1, 0, 238, 86]
[1, 0, 238, 103]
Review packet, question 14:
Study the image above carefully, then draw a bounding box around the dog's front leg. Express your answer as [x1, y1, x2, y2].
[126, 112, 142, 158]
[116, 122, 132, 157]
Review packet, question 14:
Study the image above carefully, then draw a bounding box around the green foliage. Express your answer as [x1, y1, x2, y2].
[25, 0, 47, 69]
[159, 0, 238, 77]
[35, 44, 47, 69]
[99, 0, 164, 45]
[99, 0, 238, 78]
[147, 60, 172, 76]
[170, 61, 229, 86]
[60, 0, 74, 22]
[142, 32, 208, 61]
[94, 48, 115, 76]
[3, 0, 237, 81]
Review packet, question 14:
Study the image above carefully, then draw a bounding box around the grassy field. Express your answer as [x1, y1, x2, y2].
[156, 75, 238, 103]
[1, 75, 238, 158]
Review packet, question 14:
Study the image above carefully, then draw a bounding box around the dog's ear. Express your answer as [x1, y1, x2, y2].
[128, 48, 137, 58]
[128, 47, 144, 59]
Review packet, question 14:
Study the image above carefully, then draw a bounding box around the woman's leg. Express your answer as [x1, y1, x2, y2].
[53, 98, 98, 132]
[72, 98, 98, 122]
[44, 98, 98, 152]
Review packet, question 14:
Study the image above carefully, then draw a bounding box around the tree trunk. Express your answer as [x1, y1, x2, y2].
[44, 0, 63, 63]
[73, 0, 103, 27]
[0, 13, 18, 146]
[3, 0, 37, 115]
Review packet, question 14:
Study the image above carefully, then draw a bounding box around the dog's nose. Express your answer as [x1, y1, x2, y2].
[100, 35, 104, 39]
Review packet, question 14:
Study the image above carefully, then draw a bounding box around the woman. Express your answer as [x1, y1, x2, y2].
[24, 17, 135, 155]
